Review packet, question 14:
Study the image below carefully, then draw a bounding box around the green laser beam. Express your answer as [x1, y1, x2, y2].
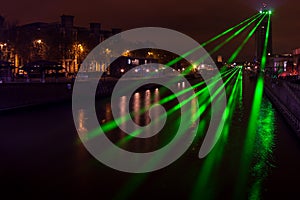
[227, 14, 267, 64]
[234, 13, 271, 199]
[81, 11, 259, 141]
[81, 67, 237, 142]
[182, 13, 263, 74]
[116, 68, 239, 144]
[166, 13, 260, 67]
[191, 68, 242, 200]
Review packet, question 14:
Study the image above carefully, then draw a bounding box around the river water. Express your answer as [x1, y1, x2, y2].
[1, 70, 300, 199]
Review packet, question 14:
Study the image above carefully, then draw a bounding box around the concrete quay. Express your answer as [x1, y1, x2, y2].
[264, 78, 300, 138]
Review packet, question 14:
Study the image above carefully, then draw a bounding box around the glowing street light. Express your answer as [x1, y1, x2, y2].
[123, 50, 130, 56]
[105, 48, 111, 54]
[78, 44, 84, 52]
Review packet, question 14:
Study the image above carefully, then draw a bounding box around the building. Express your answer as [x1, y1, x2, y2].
[109, 56, 158, 77]
[293, 48, 300, 73]
[13, 15, 121, 75]
[267, 53, 297, 79]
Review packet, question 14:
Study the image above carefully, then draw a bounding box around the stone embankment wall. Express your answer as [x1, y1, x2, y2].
[264, 78, 300, 138]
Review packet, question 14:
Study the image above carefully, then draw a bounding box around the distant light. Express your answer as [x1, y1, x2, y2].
[268, 10, 272, 15]
[155, 69, 158, 72]
[146, 69, 149, 72]
[260, 10, 262, 14]
[120, 68, 125, 73]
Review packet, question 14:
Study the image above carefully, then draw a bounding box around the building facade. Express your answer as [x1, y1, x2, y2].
[0, 14, 121, 75]
[293, 48, 300, 73]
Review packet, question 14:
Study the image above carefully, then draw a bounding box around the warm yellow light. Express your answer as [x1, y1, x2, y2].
[123, 50, 130, 56]
[105, 48, 111, 54]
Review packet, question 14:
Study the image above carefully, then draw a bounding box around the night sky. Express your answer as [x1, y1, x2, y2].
[1, 0, 299, 61]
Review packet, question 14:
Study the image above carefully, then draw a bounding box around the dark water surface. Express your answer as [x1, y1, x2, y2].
[1, 72, 300, 199]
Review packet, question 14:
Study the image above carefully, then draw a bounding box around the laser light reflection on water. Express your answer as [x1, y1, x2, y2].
[249, 98, 275, 200]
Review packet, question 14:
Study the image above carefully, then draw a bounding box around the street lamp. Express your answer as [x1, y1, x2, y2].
[74, 43, 85, 72]
[123, 50, 130, 57]
[78, 44, 84, 52]
[105, 48, 111, 54]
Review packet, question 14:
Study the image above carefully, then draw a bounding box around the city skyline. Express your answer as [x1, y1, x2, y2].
[0, 0, 299, 61]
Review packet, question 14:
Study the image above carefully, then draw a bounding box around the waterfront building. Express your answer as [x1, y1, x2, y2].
[13, 15, 121, 75]
[268, 54, 294, 77]
[106, 56, 158, 77]
[293, 48, 300, 74]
